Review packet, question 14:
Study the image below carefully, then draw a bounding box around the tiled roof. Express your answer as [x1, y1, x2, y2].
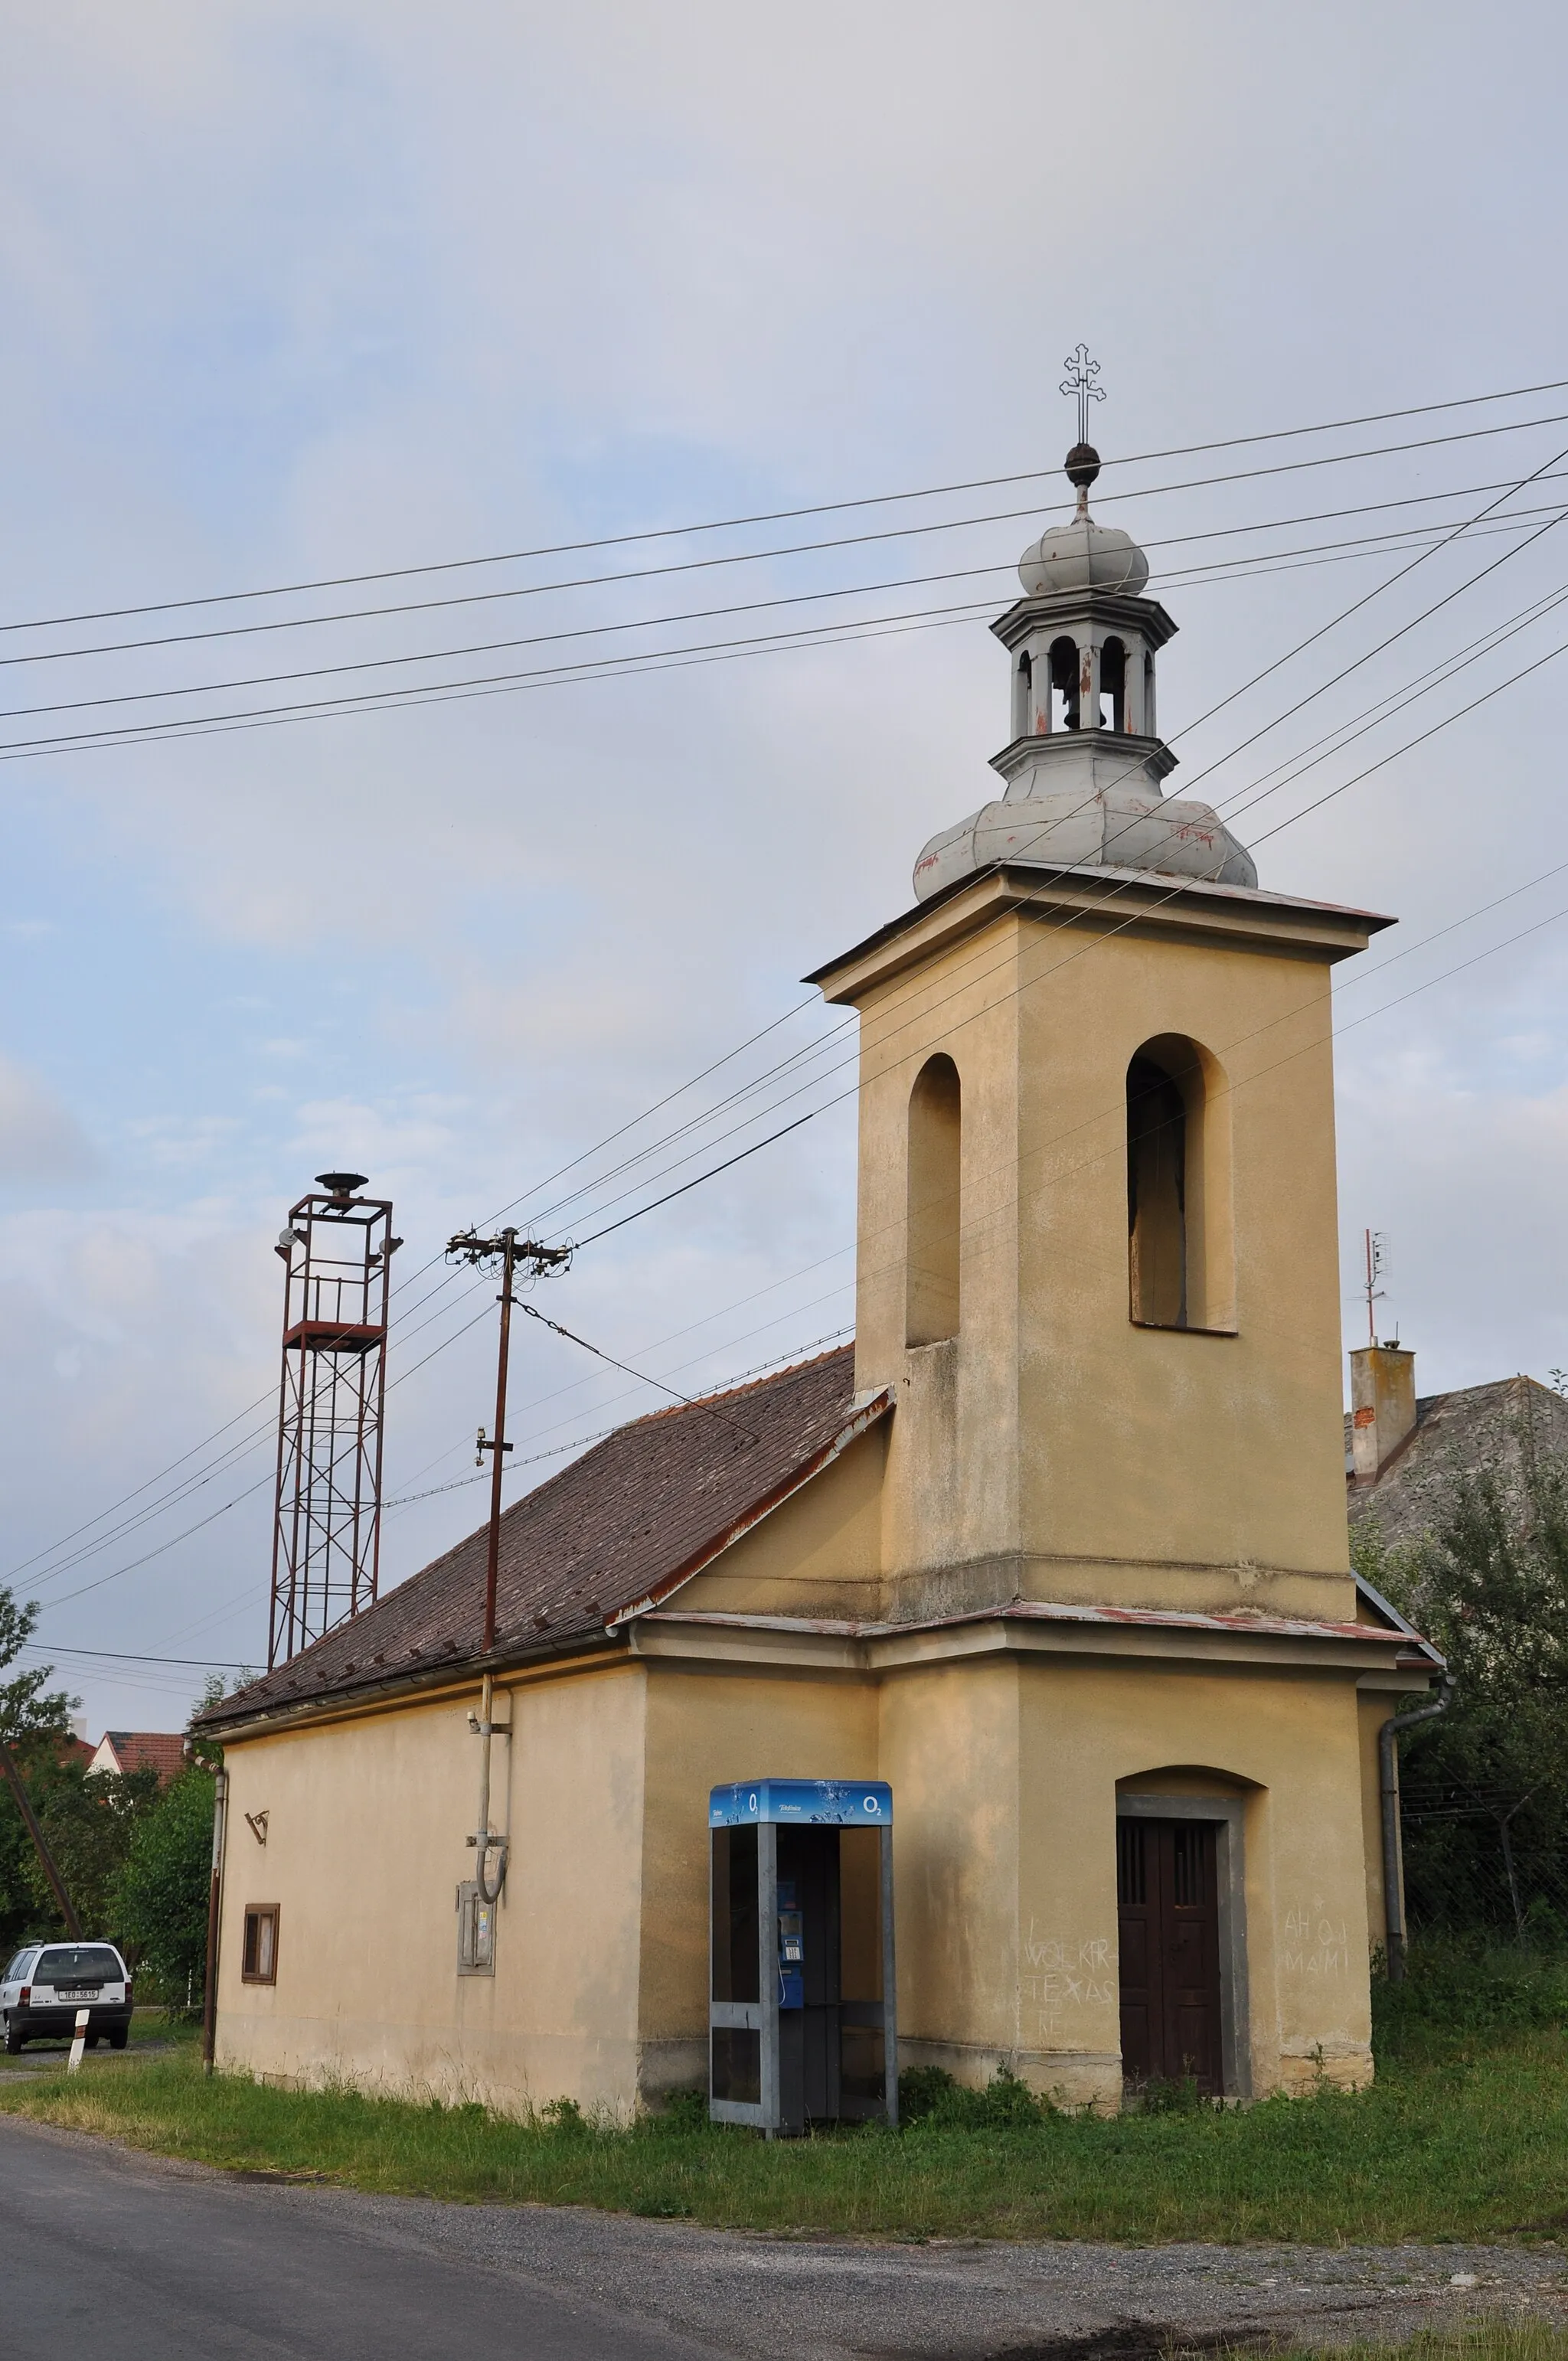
[1347, 1375, 1568, 1548]
[198, 1346, 887, 1730]
[93, 1730, 188, 1783]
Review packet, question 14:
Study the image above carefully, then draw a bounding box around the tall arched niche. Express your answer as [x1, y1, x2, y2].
[1125, 1034, 1235, 1334]
[906, 1052, 962, 1347]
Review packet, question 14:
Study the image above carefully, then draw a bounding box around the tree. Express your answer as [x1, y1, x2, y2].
[0, 1584, 79, 1956]
[1357, 1425, 1568, 1940]
[18, 1762, 161, 1938]
[0, 1585, 74, 1759]
[113, 1767, 217, 2007]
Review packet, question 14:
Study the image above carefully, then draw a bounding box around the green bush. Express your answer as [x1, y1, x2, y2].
[654, 2087, 710, 2133]
[1136, 2072, 1205, 2114]
[898, 2063, 1055, 2129]
[1374, 1935, 1568, 2057]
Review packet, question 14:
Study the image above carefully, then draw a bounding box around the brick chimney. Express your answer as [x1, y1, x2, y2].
[1350, 1344, 1416, 1478]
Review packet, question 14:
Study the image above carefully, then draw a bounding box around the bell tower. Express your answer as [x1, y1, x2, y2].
[808, 367, 1391, 1632]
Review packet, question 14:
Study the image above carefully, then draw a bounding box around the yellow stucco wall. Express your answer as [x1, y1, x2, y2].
[835, 887, 1361, 1628]
[876, 1651, 1372, 2105]
[214, 1661, 649, 2113]
[675, 1423, 888, 1621]
[214, 1639, 1377, 2114]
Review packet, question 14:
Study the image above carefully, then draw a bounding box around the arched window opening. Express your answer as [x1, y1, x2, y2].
[1128, 1052, 1187, 1327]
[1049, 637, 1081, 733]
[906, 1053, 962, 1346]
[1102, 638, 1127, 733]
[1143, 649, 1156, 738]
[1126, 1036, 1236, 1334]
[1014, 649, 1034, 739]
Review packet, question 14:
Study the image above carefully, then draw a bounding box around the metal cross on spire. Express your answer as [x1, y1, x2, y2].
[1060, 343, 1106, 445]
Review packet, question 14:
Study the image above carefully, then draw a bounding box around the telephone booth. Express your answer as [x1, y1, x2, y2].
[707, 1778, 896, 2134]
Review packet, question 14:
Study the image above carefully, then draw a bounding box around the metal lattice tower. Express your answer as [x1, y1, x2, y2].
[268, 1172, 400, 1670]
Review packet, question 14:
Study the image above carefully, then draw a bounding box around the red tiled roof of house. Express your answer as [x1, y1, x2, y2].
[198, 1345, 887, 1729]
[94, 1730, 188, 1784]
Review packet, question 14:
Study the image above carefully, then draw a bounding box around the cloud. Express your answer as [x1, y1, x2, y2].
[0, 1053, 99, 1183]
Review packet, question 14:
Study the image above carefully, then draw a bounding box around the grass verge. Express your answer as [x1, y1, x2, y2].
[5, 2023, 1568, 2241]
[1262, 2341, 1568, 2361]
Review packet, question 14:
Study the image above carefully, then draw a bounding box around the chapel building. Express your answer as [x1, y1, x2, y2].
[197, 442, 1440, 2113]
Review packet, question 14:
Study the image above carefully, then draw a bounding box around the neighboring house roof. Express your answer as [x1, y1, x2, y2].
[197, 1346, 892, 1732]
[88, 1730, 188, 1784]
[1346, 1374, 1568, 1550]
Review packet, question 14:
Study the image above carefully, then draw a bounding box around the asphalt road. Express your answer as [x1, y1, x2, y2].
[5, 2111, 1568, 2360]
[0, 2114, 714, 2361]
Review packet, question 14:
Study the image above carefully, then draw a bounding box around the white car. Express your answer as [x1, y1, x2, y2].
[2, 1941, 133, 2053]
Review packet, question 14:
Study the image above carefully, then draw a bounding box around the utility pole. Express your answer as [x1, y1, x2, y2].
[446, 1226, 573, 1652]
[0, 1736, 82, 1938]
[445, 1225, 570, 1910]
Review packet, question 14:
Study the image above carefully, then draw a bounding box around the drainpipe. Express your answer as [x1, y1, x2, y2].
[201, 1768, 228, 2073]
[1380, 1679, 1452, 1982]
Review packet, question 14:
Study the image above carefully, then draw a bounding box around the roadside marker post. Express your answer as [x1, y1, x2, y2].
[67, 2008, 89, 2072]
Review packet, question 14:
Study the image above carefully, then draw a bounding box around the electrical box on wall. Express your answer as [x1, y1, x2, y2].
[708, 1778, 896, 2135]
[456, 1880, 495, 1975]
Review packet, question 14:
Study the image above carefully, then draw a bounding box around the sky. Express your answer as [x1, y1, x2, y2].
[3, 0, 1568, 1732]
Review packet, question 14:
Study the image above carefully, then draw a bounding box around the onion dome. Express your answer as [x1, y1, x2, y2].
[1017, 517, 1149, 598]
[1018, 445, 1149, 596]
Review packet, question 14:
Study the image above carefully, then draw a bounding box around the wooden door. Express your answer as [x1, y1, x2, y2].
[1116, 1817, 1223, 2093]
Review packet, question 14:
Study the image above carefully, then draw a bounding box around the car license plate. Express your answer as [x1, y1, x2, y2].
[58, 1987, 100, 2000]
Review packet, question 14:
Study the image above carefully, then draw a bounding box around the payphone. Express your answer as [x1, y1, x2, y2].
[707, 1778, 896, 2134]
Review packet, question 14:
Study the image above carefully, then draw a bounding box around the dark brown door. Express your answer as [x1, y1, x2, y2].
[1116, 1817, 1223, 2093]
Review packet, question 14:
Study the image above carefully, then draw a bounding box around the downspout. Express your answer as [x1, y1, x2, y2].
[0, 1736, 82, 1938]
[201, 1767, 228, 2073]
[1380, 1678, 1452, 1983]
[470, 1675, 508, 1905]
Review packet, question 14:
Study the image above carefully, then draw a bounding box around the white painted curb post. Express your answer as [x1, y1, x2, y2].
[67, 2007, 89, 2072]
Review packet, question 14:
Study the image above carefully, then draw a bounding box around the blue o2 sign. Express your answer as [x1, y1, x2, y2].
[709, 1778, 893, 1828]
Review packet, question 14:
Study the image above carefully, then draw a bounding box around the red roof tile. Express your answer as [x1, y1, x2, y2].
[199, 1346, 885, 1729]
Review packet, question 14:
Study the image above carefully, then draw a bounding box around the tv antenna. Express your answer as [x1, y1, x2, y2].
[1363, 1228, 1389, 1347]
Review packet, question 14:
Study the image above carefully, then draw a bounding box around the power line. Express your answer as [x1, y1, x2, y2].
[18, 1643, 249, 1669]
[10, 500, 1568, 735]
[26, 515, 1566, 1590]
[512, 501, 1568, 1249]
[8, 374, 1567, 640]
[6, 510, 1563, 769]
[14, 551, 1552, 1586]
[42, 850, 1568, 1644]
[15, 418, 1568, 1603]
[11, 455, 1568, 683]
[558, 614, 1568, 1262]
[37, 814, 1568, 1640]
[1027, 441, 1568, 844]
